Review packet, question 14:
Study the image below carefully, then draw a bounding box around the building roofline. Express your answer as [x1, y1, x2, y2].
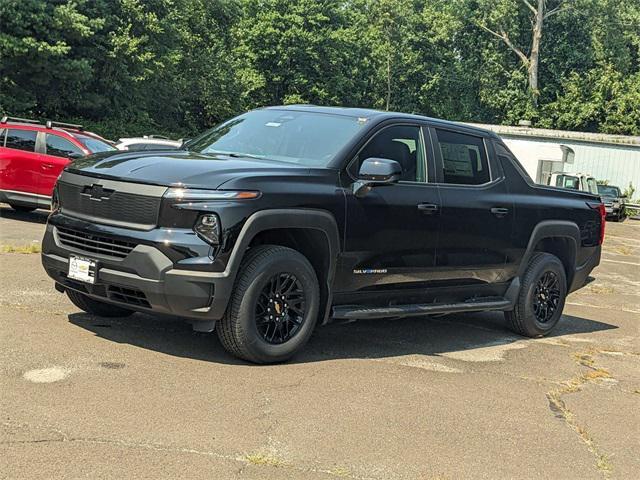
[464, 123, 640, 147]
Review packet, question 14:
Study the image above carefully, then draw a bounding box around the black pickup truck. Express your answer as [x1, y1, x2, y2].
[41, 106, 605, 363]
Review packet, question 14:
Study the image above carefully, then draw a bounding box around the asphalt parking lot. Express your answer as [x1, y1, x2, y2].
[1, 204, 638, 480]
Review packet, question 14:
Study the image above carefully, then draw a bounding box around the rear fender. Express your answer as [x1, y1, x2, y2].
[517, 220, 580, 286]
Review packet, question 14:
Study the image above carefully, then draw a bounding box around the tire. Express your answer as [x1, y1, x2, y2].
[66, 289, 134, 317]
[9, 204, 37, 213]
[216, 245, 320, 364]
[505, 252, 567, 338]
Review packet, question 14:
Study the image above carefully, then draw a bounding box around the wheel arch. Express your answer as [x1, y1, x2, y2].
[518, 221, 580, 288]
[226, 209, 340, 326]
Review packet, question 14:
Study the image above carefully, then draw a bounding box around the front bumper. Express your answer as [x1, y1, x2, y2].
[41, 214, 235, 322]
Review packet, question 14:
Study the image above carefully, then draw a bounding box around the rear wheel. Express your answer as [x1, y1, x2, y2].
[9, 204, 36, 213]
[216, 245, 320, 364]
[66, 290, 134, 317]
[506, 252, 567, 337]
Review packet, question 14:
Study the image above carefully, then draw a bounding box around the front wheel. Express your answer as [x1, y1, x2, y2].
[216, 245, 320, 364]
[505, 252, 567, 337]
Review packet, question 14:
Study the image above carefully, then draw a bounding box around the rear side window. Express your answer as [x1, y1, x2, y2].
[46, 134, 83, 158]
[435, 129, 490, 185]
[5, 129, 37, 152]
[0, 128, 5, 146]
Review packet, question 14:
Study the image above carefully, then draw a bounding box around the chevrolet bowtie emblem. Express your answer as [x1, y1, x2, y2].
[81, 184, 114, 201]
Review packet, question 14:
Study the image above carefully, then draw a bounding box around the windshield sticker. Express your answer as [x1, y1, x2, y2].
[265, 122, 281, 127]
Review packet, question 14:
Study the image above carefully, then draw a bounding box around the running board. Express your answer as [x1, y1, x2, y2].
[331, 297, 512, 321]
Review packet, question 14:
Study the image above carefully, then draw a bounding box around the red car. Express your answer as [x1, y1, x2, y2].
[0, 116, 115, 212]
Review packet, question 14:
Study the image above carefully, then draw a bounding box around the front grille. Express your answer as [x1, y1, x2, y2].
[57, 227, 137, 259]
[58, 181, 161, 229]
[107, 286, 151, 308]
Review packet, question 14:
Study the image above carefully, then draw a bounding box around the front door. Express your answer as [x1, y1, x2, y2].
[429, 126, 514, 285]
[338, 124, 441, 297]
[39, 133, 79, 196]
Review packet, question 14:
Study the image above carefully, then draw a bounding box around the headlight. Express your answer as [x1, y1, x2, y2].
[194, 213, 221, 245]
[164, 188, 260, 201]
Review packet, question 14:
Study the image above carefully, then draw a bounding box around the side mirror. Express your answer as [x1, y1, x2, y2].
[67, 152, 84, 160]
[352, 158, 402, 198]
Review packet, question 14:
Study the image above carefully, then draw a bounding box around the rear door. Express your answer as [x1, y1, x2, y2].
[39, 133, 81, 196]
[429, 126, 515, 285]
[0, 127, 40, 194]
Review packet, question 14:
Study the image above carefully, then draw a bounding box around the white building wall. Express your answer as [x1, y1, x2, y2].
[501, 135, 640, 193]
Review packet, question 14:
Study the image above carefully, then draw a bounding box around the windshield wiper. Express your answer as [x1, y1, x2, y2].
[208, 150, 265, 160]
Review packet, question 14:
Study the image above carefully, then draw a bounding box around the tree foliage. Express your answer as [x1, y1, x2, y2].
[0, 0, 637, 138]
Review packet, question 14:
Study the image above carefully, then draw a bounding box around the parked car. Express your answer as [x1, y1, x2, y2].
[0, 116, 115, 212]
[41, 106, 605, 363]
[115, 136, 182, 151]
[597, 184, 627, 221]
[547, 172, 599, 194]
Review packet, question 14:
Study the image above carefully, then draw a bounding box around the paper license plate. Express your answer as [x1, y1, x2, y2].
[68, 255, 97, 284]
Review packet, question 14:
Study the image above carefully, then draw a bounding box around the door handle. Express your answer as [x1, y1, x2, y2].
[417, 203, 439, 214]
[41, 163, 54, 170]
[491, 207, 510, 217]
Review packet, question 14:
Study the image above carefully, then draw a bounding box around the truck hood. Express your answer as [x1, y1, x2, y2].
[66, 150, 312, 189]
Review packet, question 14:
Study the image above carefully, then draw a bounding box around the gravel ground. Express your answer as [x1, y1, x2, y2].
[1, 204, 638, 479]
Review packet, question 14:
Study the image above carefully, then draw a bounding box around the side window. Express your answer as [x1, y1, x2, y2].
[435, 129, 490, 185]
[557, 175, 579, 189]
[351, 125, 426, 182]
[586, 177, 598, 194]
[5, 129, 37, 152]
[0, 128, 5, 146]
[45, 134, 83, 158]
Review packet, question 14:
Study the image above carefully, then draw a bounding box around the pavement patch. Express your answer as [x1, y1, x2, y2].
[23, 367, 71, 383]
[99, 362, 126, 370]
[394, 357, 462, 373]
[441, 339, 527, 362]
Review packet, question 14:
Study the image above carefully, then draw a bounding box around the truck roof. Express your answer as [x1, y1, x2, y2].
[263, 105, 500, 139]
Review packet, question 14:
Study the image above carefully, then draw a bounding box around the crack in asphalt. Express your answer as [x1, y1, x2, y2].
[545, 349, 616, 479]
[1, 420, 379, 480]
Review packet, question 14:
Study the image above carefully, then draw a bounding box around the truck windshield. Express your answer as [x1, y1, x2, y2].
[556, 174, 579, 190]
[185, 110, 366, 166]
[598, 185, 620, 197]
[76, 134, 116, 153]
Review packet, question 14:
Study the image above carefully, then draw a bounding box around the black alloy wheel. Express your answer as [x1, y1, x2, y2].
[256, 273, 306, 344]
[216, 245, 320, 363]
[532, 271, 560, 323]
[505, 252, 567, 337]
